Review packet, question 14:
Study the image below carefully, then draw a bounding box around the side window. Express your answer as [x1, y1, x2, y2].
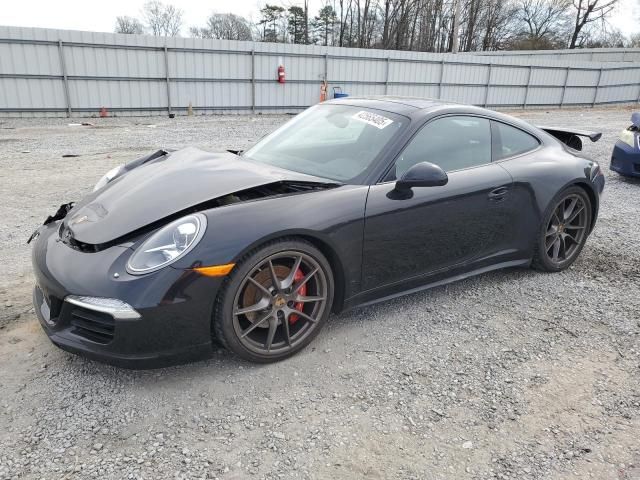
[392, 116, 491, 179]
[492, 121, 540, 160]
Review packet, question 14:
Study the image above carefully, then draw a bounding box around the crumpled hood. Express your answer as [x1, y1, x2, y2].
[65, 147, 328, 245]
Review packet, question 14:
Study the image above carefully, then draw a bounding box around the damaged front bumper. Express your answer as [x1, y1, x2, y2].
[27, 202, 75, 244]
[31, 219, 221, 368]
[610, 141, 640, 178]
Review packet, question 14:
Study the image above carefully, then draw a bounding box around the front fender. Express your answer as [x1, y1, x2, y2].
[172, 185, 369, 300]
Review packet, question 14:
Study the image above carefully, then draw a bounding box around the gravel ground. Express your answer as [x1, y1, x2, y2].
[0, 107, 639, 479]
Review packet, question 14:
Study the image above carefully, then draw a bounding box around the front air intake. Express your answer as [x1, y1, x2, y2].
[69, 307, 115, 344]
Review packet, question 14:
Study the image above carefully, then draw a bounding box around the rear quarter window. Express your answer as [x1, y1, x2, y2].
[492, 121, 540, 160]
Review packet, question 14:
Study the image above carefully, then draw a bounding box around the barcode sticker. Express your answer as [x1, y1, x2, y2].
[352, 111, 393, 129]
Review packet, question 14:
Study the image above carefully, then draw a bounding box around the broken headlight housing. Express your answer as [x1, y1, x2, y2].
[126, 214, 207, 275]
[93, 164, 124, 192]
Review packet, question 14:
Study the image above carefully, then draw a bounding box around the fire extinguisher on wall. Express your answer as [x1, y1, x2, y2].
[277, 65, 285, 84]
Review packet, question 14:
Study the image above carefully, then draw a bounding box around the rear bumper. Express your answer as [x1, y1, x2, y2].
[31, 221, 223, 369]
[610, 142, 640, 178]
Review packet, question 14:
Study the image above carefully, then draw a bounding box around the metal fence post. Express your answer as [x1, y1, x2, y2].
[251, 50, 256, 113]
[385, 57, 390, 95]
[57, 40, 72, 117]
[164, 45, 172, 117]
[592, 67, 602, 107]
[324, 52, 329, 83]
[484, 63, 492, 107]
[438, 59, 445, 100]
[523, 65, 532, 109]
[560, 66, 570, 108]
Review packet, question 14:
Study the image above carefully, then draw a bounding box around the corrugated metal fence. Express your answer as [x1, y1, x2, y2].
[1, 26, 639, 117]
[465, 47, 640, 63]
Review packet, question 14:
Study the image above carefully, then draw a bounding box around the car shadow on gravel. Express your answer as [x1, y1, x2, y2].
[335, 265, 536, 324]
[53, 347, 251, 386]
[49, 253, 614, 388]
[54, 265, 541, 383]
[614, 175, 640, 186]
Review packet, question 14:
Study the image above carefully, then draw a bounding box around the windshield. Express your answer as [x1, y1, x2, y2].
[243, 104, 407, 182]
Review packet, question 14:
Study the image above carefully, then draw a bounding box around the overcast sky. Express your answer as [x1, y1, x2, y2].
[2, 0, 639, 37]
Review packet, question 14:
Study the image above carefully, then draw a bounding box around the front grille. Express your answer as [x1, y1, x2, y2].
[69, 307, 115, 344]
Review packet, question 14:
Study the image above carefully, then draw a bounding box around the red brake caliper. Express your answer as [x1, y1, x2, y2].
[289, 268, 306, 324]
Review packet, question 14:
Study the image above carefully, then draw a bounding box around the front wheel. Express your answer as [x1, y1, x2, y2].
[213, 239, 334, 363]
[532, 186, 592, 272]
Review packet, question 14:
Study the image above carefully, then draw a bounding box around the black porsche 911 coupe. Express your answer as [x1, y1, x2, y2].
[31, 97, 605, 367]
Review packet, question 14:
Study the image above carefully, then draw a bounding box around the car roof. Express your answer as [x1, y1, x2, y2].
[324, 95, 547, 138]
[323, 95, 454, 116]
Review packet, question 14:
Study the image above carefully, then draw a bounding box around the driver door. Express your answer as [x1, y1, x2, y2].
[361, 115, 515, 292]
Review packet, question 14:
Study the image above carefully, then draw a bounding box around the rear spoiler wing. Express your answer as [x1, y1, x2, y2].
[537, 126, 602, 151]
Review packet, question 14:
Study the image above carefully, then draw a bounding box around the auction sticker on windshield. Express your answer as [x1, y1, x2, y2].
[352, 111, 393, 129]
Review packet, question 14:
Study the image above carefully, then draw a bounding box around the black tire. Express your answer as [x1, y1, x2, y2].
[213, 238, 334, 363]
[532, 185, 592, 272]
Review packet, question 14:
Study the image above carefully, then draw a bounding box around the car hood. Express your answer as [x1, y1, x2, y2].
[64, 147, 330, 245]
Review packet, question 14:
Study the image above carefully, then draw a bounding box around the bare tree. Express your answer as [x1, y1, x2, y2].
[479, 0, 517, 50]
[304, 0, 310, 43]
[115, 16, 145, 34]
[505, 0, 571, 48]
[190, 13, 252, 40]
[452, 0, 461, 52]
[162, 0, 627, 52]
[521, 0, 570, 39]
[336, 0, 355, 46]
[376, 0, 454, 52]
[143, 0, 183, 37]
[569, 0, 619, 48]
[582, 25, 625, 46]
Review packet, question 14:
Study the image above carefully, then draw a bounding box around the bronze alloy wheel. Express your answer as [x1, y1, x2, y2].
[214, 239, 334, 362]
[533, 186, 592, 272]
[232, 250, 329, 355]
[544, 193, 589, 265]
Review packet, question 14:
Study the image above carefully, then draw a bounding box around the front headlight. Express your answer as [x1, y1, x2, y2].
[619, 129, 638, 149]
[93, 164, 124, 192]
[126, 213, 207, 275]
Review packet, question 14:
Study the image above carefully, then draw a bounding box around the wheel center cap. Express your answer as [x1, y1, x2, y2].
[274, 296, 286, 308]
[558, 224, 565, 233]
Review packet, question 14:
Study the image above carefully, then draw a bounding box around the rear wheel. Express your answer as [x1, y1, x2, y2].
[213, 239, 334, 363]
[532, 186, 592, 272]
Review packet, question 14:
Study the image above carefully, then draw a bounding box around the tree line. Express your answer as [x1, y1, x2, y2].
[116, 0, 640, 51]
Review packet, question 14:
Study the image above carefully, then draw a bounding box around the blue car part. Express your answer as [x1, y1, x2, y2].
[610, 113, 640, 178]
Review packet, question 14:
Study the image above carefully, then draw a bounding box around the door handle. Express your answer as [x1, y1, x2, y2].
[488, 186, 509, 201]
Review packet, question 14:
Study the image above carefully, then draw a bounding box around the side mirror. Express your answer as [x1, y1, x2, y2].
[395, 162, 448, 191]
